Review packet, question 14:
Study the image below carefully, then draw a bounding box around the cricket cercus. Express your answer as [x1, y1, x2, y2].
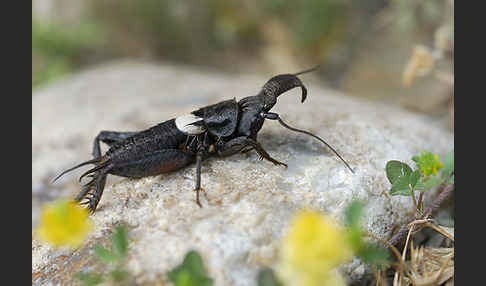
[53, 66, 354, 213]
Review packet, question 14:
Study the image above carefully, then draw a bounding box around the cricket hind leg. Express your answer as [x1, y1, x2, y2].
[68, 157, 112, 213]
[71, 130, 136, 212]
[76, 167, 110, 213]
[92, 131, 138, 158]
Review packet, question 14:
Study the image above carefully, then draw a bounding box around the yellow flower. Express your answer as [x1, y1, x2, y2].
[36, 200, 92, 248]
[403, 45, 435, 87]
[276, 210, 353, 286]
[412, 151, 444, 176]
[429, 161, 444, 176]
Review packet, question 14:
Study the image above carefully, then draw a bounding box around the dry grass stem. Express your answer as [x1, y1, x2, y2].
[393, 225, 415, 286]
[366, 232, 412, 286]
[424, 223, 454, 242]
[406, 246, 454, 286]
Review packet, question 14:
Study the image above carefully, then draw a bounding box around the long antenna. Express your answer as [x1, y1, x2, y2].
[293, 65, 321, 76]
[277, 117, 354, 174]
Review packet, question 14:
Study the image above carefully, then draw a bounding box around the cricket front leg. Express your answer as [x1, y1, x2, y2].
[216, 137, 287, 168]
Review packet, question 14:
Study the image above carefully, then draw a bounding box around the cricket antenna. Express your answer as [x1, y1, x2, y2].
[293, 65, 321, 76]
[277, 117, 354, 174]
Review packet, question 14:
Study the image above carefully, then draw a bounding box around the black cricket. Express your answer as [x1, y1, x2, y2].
[53, 67, 354, 213]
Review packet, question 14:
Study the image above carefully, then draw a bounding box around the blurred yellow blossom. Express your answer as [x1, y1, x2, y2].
[36, 200, 92, 248]
[403, 45, 435, 87]
[276, 210, 353, 286]
[412, 151, 444, 176]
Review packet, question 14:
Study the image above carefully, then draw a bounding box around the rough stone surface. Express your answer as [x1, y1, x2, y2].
[32, 60, 454, 285]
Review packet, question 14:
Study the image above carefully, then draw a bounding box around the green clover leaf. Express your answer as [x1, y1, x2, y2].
[112, 225, 129, 258]
[168, 250, 213, 286]
[386, 161, 415, 196]
[257, 268, 283, 286]
[386, 160, 412, 185]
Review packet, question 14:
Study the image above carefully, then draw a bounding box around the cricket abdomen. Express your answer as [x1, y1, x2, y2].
[108, 149, 196, 178]
[106, 119, 186, 158]
[105, 119, 196, 178]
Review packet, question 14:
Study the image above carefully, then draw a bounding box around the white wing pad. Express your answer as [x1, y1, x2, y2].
[175, 114, 206, 135]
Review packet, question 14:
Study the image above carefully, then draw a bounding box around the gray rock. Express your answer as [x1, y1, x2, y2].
[32, 60, 453, 285]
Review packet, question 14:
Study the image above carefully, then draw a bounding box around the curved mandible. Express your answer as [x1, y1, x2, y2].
[261, 65, 320, 104]
[261, 74, 307, 103]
